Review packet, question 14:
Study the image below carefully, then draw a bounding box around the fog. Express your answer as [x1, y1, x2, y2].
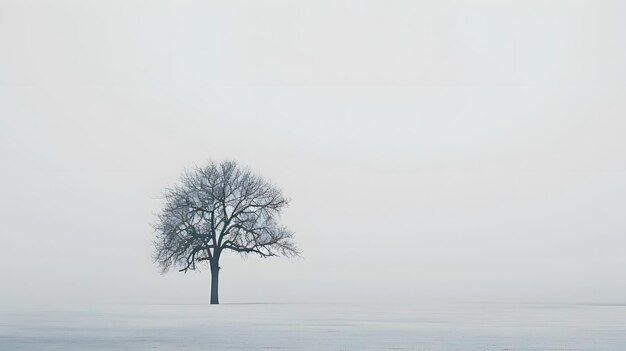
[1, 0, 625, 307]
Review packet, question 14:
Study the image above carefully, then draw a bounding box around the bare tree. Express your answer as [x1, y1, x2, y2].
[153, 160, 299, 304]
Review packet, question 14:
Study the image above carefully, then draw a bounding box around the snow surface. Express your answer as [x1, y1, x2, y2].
[1, 303, 625, 350]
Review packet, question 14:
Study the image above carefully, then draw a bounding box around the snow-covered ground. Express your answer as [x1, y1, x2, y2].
[1, 303, 625, 350]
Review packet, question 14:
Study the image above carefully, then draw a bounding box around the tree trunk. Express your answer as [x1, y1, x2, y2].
[210, 261, 220, 304]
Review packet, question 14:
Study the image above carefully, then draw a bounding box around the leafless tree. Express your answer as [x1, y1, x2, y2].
[153, 160, 299, 304]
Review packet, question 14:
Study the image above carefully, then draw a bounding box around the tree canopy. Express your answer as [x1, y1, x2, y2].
[154, 160, 299, 273]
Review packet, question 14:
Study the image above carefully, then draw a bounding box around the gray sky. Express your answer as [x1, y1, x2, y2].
[1, 0, 625, 306]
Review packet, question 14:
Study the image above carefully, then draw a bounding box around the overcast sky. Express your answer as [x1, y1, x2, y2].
[1, 0, 625, 306]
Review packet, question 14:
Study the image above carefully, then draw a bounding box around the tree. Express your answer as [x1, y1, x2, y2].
[153, 160, 299, 304]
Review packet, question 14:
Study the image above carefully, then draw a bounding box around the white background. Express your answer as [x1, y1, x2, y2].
[1, 0, 625, 306]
